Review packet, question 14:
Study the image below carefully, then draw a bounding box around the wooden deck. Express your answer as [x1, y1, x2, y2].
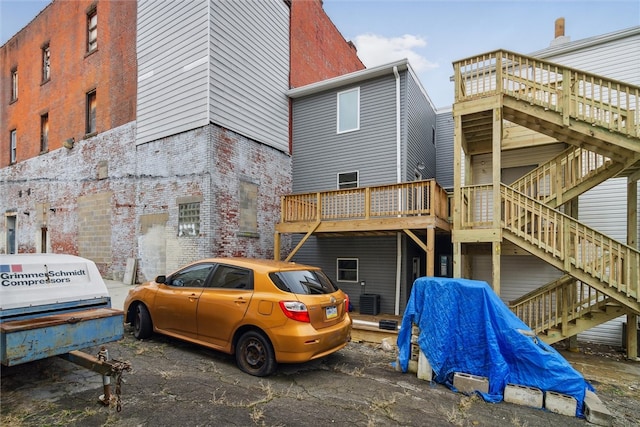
[350, 312, 402, 344]
[274, 179, 451, 275]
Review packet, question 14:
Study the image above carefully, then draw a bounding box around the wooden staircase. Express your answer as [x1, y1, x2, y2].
[453, 50, 640, 345]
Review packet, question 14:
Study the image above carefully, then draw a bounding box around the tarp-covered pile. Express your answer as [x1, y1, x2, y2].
[397, 277, 593, 417]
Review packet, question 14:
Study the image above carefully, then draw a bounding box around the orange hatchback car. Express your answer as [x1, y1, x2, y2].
[123, 258, 352, 376]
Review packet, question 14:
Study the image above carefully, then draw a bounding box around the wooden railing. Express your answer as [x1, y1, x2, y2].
[501, 184, 639, 303]
[453, 50, 640, 137]
[280, 180, 449, 223]
[509, 275, 615, 335]
[511, 145, 611, 204]
[460, 184, 494, 229]
[459, 183, 639, 306]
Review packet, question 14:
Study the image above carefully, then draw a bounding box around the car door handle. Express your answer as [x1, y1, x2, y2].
[189, 294, 199, 302]
[235, 298, 247, 304]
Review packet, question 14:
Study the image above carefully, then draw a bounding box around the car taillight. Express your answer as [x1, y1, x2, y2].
[279, 301, 310, 323]
[344, 294, 350, 312]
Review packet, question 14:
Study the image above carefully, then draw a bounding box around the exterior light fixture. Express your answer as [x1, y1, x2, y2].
[63, 138, 75, 149]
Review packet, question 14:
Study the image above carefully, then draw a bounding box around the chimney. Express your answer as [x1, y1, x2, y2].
[555, 17, 565, 38]
[550, 17, 571, 47]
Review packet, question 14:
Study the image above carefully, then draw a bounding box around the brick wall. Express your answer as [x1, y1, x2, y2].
[0, 123, 137, 278]
[290, 0, 365, 88]
[0, 0, 136, 164]
[135, 124, 292, 281]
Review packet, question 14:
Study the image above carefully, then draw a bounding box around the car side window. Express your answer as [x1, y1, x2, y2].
[169, 263, 214, 288]
[209, 265, 253, 290]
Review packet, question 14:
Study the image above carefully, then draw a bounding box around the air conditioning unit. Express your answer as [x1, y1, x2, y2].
[360, 294, 380, 315]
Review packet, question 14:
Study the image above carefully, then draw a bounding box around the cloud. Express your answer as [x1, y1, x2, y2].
[352, 33, 439, 72]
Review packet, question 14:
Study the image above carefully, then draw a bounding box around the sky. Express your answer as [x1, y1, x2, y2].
[1, 0, 639, 108]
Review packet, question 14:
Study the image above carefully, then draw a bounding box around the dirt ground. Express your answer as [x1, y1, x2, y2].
[1, 326, 639, 427]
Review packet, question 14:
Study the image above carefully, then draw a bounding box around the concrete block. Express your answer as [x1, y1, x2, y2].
[410, 343, 420, 361]
[417, 350, 432, 381]
[544, 391, 577, 417]
[411, 324, 420, 335]
[504, 384, 543, 408]
[584, 390, 613, 426]
[407, 359, 418, 374]
[453, 372, 489, 394]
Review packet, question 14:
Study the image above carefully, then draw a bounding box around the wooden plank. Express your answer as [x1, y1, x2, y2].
[123, 258, 137, 285]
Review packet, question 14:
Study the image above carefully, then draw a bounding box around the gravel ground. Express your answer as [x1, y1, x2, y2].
[1, 327, 639, 427]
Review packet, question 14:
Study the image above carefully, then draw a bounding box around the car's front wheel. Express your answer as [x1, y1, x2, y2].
[235, 331, 276, 377]
[133, 303, 153, 339]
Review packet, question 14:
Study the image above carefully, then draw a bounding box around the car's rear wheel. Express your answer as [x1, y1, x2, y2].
[133, 303, 152, 339]
[235, 331, 276, 377]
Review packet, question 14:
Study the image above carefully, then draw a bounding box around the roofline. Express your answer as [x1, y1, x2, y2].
[287, 59, 410, 98]
[527, 25, 640, 58]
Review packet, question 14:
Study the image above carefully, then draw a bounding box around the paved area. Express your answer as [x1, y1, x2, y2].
[1, 280, 638, 426]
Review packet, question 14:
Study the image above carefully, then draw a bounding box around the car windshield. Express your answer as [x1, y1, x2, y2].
[269, 270, 338, 295]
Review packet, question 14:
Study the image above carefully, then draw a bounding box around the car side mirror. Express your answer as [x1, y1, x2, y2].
[155, 275, 167, 284]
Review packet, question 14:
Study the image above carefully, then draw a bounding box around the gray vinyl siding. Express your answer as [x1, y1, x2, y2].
[435, 109, 454, 189]
[209, 0, 290, 153]
[290, 236, 399, 313]
[136, 1, 289, 151]
[136, 0, 209, 145]
[292, 74, 400, 192]
[405, 72, 437, 181]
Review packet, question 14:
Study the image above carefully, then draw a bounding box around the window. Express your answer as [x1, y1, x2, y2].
[337, 171, 358, 189]
[239, 181, 258, 235]
[10, 130, 17, 163]
[86, 90, 96, 134]
[40, 113, 49, 153]
[87, 8, 97, 52]
[270, 269, 337, 295]
[169, 263, 213, 288]
[11, 68, 18, 101]
[337, 258, 358, 282]
[42, 44, 50, 82]
[178, 201, 200, 237]
[337, 87, 359, 133]
[210, 265, 253, 290]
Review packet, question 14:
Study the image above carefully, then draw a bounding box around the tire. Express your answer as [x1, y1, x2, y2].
[235, 331, 276, 377]
[133, 303, 153, 339]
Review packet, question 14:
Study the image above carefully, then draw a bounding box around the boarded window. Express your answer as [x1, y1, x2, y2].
[239, 181, 258, 235]
[337, 87, 359, 133]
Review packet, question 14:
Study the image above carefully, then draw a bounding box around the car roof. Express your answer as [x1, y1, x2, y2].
[191, 257, 319, 274]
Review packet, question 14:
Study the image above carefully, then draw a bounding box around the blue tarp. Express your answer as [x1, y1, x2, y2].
[397, 277, 593, 417]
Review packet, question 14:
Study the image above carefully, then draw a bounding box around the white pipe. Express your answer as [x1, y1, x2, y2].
[393, 66, 401, 184]
[393, 66, 402, 316]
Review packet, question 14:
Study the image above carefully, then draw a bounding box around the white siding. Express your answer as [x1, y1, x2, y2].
[137, 0, 210, 145]
[532, 29, 640, 346]
[209, 0, 290, 153]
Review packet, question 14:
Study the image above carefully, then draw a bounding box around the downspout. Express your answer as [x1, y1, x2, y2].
[393, 65, 401, 316]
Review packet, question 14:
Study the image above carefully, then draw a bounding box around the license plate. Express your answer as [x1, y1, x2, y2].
[326, 305, 337, 319]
